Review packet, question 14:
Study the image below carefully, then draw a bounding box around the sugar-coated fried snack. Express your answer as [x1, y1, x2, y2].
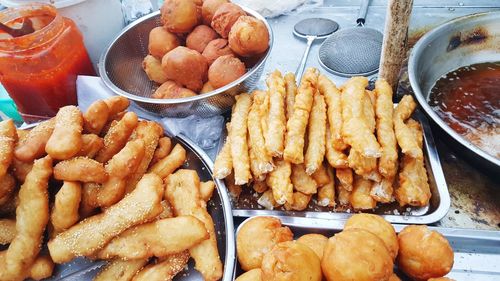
[284, 73, 297, 121]
[248, 91, 273, 180]
[95, 112, 138, 163]
[97, 216, 208, 260]
[305, 91, 326, 175]
[11, 158, 32, 183]
[0, 173, 15, 204]
[284, 192, 311, 211]
[77, 134, 104, 158]
[265, 70, 287, 157]
[236, 268, 262, 281]
[45, 106, 83, 160]
[311, 164, 329, 187]
[341, 77, 381, 157]
[394, 95, 423, 159]
[363, 91, 376, 133]
[297, 233, 328, 259]
[375, 80, 398, 178]
[51, 181, 81, 234]
[252, 179, 268, 193]
[224, 172, 242, 199]
[350, 175, 377, 210]
[104, 96, 130, 120]
[284, 68, 318, 163]
[0, 219, 15, 245]
[291, 164, 317, 195]
[347, 148, 378, 181]
[29, 255, 54, 281]
[53, 157, 108, 183]
[14, 119, 54, 162]
[151, 137, 172, 165]
[15, 129, 28, 140]
[0, 119, 16, 177]
[200, 181, 216, 202]
[79, 183, 99, 218]
[336, 168, 353, 191]
[370, 178, 394, 203]
[0, 156, 52, 281]
[125, 121, 164, 193]
[94, 259, 148, 281]
[319, 74, 347, 151]
[325, 125, 348, 168]
[83, 100, 110, 135]
[48, 174, 164, 263]
[214, 122, 232, 179]
[257, 189, 279, 210]
[165, 169, 223, 281]
[267, 160, 293, 205]
[317, 166, 335, 207]
[132, 251, 190, 281]
[149, 143, 186, 179]
[230, 94, 252, 185]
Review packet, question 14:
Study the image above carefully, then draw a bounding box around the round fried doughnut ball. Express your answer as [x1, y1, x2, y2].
[202, 39, 234, 65]
[202, 0, 229, 25]
[142, 55, 168, 84]
[322, 229, 393, 281]
[161, 0, 198, 33]
[397, 225, 454, 281]
[162, 46, 208, 92]
[148, 27, 180, 58]
[296, 233, 328, 259]
[237, 216, 293, 271]
[211, 3, 246, 38]
[186, 25, 219, 53]
[344, 213, 399, 260]
[151, 81, 197, 99]
[236, 268, 262, 281]
[208, 55, 246, 88]
[261, 241, 321, 281]
[229, 16, 269, 57]
[200, 82, 215, 94]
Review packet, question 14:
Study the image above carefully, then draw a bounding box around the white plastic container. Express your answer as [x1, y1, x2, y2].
[0, 0, 125, 69]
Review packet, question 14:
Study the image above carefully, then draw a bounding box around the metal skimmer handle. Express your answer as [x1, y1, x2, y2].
[357, 0, 370, 26]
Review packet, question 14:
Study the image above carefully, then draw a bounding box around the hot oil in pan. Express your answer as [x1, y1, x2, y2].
[429, 62, 500, 158]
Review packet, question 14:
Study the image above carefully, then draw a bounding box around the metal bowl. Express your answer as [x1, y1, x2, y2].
[408, 11, 500, 172]
[99, 7, 273, 118]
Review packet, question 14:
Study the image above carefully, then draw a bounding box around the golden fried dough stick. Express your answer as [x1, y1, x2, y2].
[51, 181, 82, 234]
[11, 158, 32, 183]
[284, 73, 297, 121]
[14, 119, 54, 162]
[83, 100, 110, 135]
[151, 137, 172, 165]
[213, 123, 232, 179]
[45, 106, 83, 160]
[165, 169, 223, 281]
[15, 129, 28, 140]
[148, 143, 186, 179]
[48, 174, 164, 263]
[0, 219, 15, 245]
[325, 125, 348, 168]
[200, 180, 216, 202]
[311, 163, 330, 187]
[257, 189, 279, 210]
[267, 160, 294, 205]
[347, 149, 379, 181]
[95, 111, 139, 163]
[79, 183, 99, 218]
[291, 164, 317, 195]
[0, 119, 16, 177]
[375, 79, 398, 179]
[131, 251, 190, 281]
[336, 168, 353, 191]
[370, 178, 394, 203]
[341, 77, 381, 157]
[364, 90, 376, 133]
[230, 94, 252, 185]
[252, 179, 268, 193]
[350, 175, 377, 210]
[29, 255, 54, 281]
[317, 167, 335, 207]
[54, 157, 108, 183]
[97, 216, 208, 260]
[225, 172, 242, 199]
[0, 156, 52, 281]
[104, 96, 130, 120]
[394, 95, 422, 159]
[77, 134, 104, 158]
[284, 192, 311, 211]
[284, 68, 318, 163]
[0, 173, 15, 205]
[319, 74, 347, 151]
[265, 70, 287, 157]
[248, 91, 273, 180]
[260, 90, 270, 145]
[305, 91, 327, 174]
[94, 259, 148, 281]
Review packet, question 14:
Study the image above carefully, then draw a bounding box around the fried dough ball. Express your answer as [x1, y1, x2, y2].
[151, 81, 197, 99]
[202, 39, 234, 65]
[237, 216, 293, 271]
[397, 225, 454, 281]
[148, 26, 180, 58]
[322, 229, 393, 281]
[162, 46, 208, 92]
[344, 213, 399, 260]
[211, 3, 246, 38]
[160, 0, 199, 33]
[296, 233, 328, 259]
[201, 82, 215, 94]
[229, 16, 269, 57]
[186, 25, 219, 53]
[236, 268, 262, 281]
[208, 55, 246, 88]
[142, 55, 168, 84]
[261, 241, 321, 281]
[202, 0, 229, 25]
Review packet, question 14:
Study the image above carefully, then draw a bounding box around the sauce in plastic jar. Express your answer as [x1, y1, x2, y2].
[0, 3, 95, 122]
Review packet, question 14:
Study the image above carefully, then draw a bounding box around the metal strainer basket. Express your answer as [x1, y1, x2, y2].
[99, 7, 273, 118]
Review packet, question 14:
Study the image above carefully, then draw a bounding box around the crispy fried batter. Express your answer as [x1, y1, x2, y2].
[375, 80, 398, 179]
[291, 164, 317, 195]
[51, 181, 82, 234]
[305, 91, 326, 174]
[53, 157, 108, 183]
[319, 74, 347, 151]
[46, 106, 83, 160]
[149, 143, 186, 179]
[266, 160, 293, 205]
[131, 251, 190, 281]
[230, 94, 252, 185]
[350, 175, 376, 210]
[214, 123, 233, 179]
[265, 70, 287, 157]
[0, 120, 16, 177]
[83, 100, 110, 135]
[14, 119, 54, 162]
[394, 95, 422, 159]
[284, 73, 297, 121]
[95, 111, 139, 163]
[94, 259, 148, 281]
[317, 166, 335, 207]
[248, 90, 273, 180]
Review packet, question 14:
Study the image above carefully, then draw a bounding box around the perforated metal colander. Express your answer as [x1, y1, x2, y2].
[99, 7, 273, 118]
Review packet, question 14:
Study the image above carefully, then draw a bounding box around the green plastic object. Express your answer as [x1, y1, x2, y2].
[0, 83, 23, 122]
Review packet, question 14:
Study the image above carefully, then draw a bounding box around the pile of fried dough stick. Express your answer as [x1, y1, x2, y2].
[214, 67, 431, 211]
[0, 96, 223, 281]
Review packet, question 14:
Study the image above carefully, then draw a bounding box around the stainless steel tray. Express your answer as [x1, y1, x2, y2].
[234, 216, 500, 281]
[221, 110, 450, 225]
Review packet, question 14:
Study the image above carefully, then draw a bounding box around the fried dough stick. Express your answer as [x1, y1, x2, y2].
[132, 251, 190, 281]
[0, 119, 16, 177]
[151, 137, 172, 165]
[319, 74, 347, 151]
[48, 174, 164, 263]
[213, 122, 232, 179]
[230, 94, 252, 185]
[265, 70, 287, 157]
[317, 166, 335, 207]
[94, 259, 148, 281]
[95, 111, 139, 163]
[165, 169, 223, 281]
[104, 96, 130, 120]
[77, 134, 104, 158]
[267, 160, 293, 205]
[53, 157, 108, 183]
[375, 79, 398, 179]
[336, 168, 353, 205]
[325, 124, 348, 168]
[46, 106, 83, 160]
[248, 90, 273, 180]
[284, 73, 297, 120]
[148, 143, 186, 179]
[0, 156, 52, 281]
[83, 100, 110, 135]
[304, 91, 326, 174]
[14, 119, 54, 162]
[394, 95, 423, 159]
[350, 175, 376, 210]
[291, 164, 317, 195]
[51, 181, 82, 234]
[284, 192, 311, 211]
[284, 68, 318, 164]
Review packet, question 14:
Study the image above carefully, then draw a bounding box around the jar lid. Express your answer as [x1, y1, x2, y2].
[0, 0, 87, 9]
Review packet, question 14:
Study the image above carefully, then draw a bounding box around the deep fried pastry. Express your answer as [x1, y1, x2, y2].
[375, 80, 398, 179]
[162, 46, 209, 92]
[336, 168, 353, 191]
[142, 55, 169, 84]
[317, 166, 335, 207]
[51, 181, 81, 234]
[28, 255, 54, 281]
[319, 74, 347, 151]
[370, 177, 394, 204]
[148, 26, 179, 58]
[46, 106, 83, 160]
[347, 148, 378, 181]
[265, 70, 286, 157]
[363, 90, 376, 133]
[252, 179, 268, 193]
[224, 172, 242, 199]
[304, 91, 326, 174]
[77, 134, 104, 158]
[132, 251, 190, 281]
[148, 143, 186, 179]
[79, 183, 99, 218]
[161, 0, 198, 33]
[230, 94, 252, 185]
[350, 175, 376, 210]
[311, 163, 330, 187]
[283, 73, 297, 120]
[202, 0, 228, 25]
[291, 164, 317, 195]
[297, 233, 328, 259]
[104, 96, 130, 119]
[53, 157, 108, 183]
[202, 38, 235, 65]
[394, 95, 423, 159]
[266, 159, 293, 205]
[94, 259, 148, 281]
[83, 100, 110, 135]
[200, 180, 216, 202]
[236, 268, 262, 281]
[257, 189, 279, 210]
[208, 55, 246, 88]
[229, 16, 269, 57]
[95, 111, 139, 163]
[0, 119, 16, 177]
[214, 123, 232, 179]
[284, 192, 311, 211]
[0, 173, 15, 205]
[11, 158, 32, 183]
[325, 125, 348, 168]
[14, 119, 54, 162]
[0, 219, 15, 245]
[248, 91, 273, 180]
[151, 137, 172, 165]
[211, 3, 246, 38]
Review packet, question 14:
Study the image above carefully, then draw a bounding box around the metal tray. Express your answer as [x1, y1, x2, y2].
[41, 133, 236, 281]
[234, 216, 500, 281]
[221, 110, 450, 225]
